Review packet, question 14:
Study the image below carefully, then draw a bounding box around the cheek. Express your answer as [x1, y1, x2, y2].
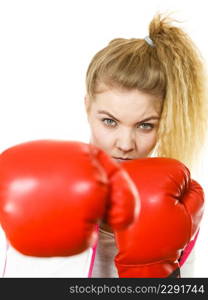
[89, 121, 114, 151]
[136, 132, 157, 157]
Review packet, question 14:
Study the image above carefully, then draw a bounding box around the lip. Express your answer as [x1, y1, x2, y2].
[112, 157, 133, 161]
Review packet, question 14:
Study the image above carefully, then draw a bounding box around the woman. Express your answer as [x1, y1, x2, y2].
[84, 12, 207, 277]
[0, 12, 207, 278]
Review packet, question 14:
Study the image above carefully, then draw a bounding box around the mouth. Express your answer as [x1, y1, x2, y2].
[112, 157, 133, 163]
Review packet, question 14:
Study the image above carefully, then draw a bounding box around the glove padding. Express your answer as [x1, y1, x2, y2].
[0, 140, 139, 257]
[114, 157, 204, 278]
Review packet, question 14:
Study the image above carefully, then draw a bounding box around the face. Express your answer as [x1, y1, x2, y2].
[85, 85, 162, 163]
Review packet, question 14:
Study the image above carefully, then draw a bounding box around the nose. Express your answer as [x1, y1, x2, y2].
[115, 129, 135, 153]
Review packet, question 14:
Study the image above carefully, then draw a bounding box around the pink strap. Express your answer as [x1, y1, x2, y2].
[179, 230, 200, 267]
[87, 225, 99, 278]
[2, 240, 9, 277]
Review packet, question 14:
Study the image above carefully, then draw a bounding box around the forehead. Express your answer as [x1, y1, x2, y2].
[92, 86, 162, 121]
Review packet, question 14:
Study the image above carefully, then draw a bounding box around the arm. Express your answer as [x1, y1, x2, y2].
[179, 229, 199, 277]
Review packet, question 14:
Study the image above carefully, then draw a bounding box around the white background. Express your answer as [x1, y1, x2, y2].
[0, 0, 207, 277]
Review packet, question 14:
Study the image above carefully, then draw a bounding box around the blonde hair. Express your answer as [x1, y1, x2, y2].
[85, 12, 208, 171]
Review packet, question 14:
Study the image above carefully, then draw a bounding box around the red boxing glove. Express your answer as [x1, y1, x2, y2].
[0, 140, 139, 257]
[114, 158, 204, 278]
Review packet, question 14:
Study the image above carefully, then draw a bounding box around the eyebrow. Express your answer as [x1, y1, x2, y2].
[97, 110, 160, 123]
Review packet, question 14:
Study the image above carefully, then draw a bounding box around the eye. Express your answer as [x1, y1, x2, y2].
[138, 123, 154, 130]
[102, 118, 117, 128]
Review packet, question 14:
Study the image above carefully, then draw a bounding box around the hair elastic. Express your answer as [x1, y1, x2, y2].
[144, 36, 155, 47]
